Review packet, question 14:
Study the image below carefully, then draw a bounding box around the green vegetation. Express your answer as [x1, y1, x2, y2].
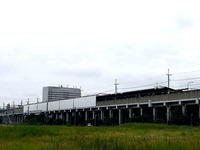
[1, 123, 200, 150]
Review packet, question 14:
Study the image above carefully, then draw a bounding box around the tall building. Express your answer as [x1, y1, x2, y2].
[42, 86, 81, 102]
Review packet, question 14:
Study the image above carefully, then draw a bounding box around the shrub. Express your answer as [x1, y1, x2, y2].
[128, 115, 153, 123]
[102, 118, 118, 126]
[24, 113, 46, 125]
[53, 119, 63, 125]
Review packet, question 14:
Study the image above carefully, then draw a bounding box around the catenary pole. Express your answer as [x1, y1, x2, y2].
[166, 69, 172, 94]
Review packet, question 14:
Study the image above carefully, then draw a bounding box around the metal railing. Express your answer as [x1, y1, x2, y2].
[0, 105, 23, 116]
[96, 90, 200, 106]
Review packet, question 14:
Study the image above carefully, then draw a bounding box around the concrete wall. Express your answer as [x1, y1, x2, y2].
[74, 96, 96, 108]
[97, 90, 200, 106]
[60, 99, 74, 110]
[38, 103, 47, 112]
[48, 101, 60, 111]
[23, 96, 96, 113]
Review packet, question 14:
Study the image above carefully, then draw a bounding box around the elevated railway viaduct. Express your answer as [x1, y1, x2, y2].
[1, 87, 200, 125]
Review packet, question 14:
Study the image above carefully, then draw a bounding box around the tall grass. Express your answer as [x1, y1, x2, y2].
[0, 123, 200, 150]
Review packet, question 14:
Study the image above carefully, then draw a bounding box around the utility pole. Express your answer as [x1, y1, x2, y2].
[114, 79, 119, 95]
[166, 69, 172, 94]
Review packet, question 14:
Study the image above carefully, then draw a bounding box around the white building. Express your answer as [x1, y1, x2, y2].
[42, 86, 81, 102]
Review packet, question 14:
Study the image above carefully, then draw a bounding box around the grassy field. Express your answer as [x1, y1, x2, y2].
[0, 123, 200, 150]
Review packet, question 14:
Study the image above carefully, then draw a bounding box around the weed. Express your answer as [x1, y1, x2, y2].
[1, 123, 200, 150]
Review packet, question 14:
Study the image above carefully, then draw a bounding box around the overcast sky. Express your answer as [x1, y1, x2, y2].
[1, 0, 200, 106]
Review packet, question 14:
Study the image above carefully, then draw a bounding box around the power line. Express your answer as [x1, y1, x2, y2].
[119, 81, 167, 90]
[171, 77, 200, 82]
[118, 69, 200, 87]
[83, 70, 200, 95]
[173, 69, 200, 75]
[119, 74, 166, 85]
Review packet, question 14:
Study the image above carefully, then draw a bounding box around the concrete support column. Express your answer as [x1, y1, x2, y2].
[153, 107, 156, 121]
[109, 109, 113, 118]
[119, 109, 122, 125]
[18, 116, 21, 123]
[56, 113, 58, 119]
[92, 111, 95, 119]
[68, 112, 72, 123]
[85, 111, 88, 121]
[73, 111, 77, 126]
[66, 112, 69, 122]
[50, 114, 53, 120]
[101, 110, 104, 121]
[166, 106, 171, 124]
[182, 105, 186, 116]
[54, 113, 56, 120]
[140, 107, 143, 116]
[129, 108, 132, 118]
[19, 116, 21, 123]
[60, 113, 63, 120]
